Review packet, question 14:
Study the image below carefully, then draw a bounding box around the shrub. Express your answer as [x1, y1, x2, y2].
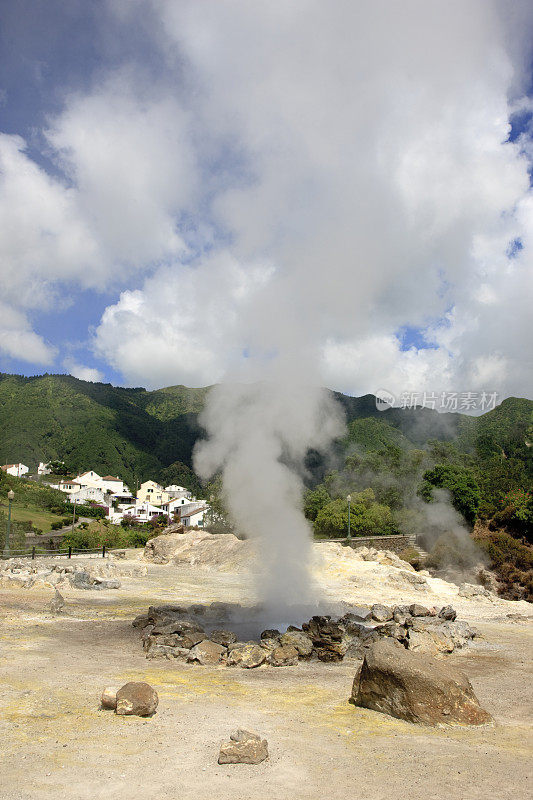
[425, 532, 480, 571]
[419, 464, 480, 526]
[398, 546, 423, 570]
[51, 521, 63, 531]
[314, 492, 395, 538]
[473, 526, 533, 601]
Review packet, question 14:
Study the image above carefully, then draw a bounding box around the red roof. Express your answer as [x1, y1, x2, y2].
[102, 476, 121, 481]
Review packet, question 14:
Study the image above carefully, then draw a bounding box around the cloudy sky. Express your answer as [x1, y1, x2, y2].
[1, 0, 532, 401]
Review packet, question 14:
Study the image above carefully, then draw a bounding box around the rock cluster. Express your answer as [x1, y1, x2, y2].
[100, 682, 158, 716]
[133, 601, 477, 667]
[351, 639, 492, 726]
[0, 559, 128, 590]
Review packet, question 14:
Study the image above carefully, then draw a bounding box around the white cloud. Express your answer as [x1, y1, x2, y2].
[62, 358, 104, 383]
[2, 1, 533, 401]
[92, 0, 533, 398]
[0, 302, 56, 365]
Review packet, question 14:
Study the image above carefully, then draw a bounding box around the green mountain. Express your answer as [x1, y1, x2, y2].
[0, 372, 531, 491]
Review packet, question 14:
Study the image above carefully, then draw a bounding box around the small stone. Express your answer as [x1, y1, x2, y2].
[343, 606, 372, 623]
[101, 687, 118, 710]
[260, 629, 281, 639]
[268, 644, 299, 666]
[49, 588, 65, 614]
[371, 604, 393, 622]
[187, 640, 226, 665]
[409, 603, 430, 617]
[438, 605, 457, 621]
[218, 730, 269, 764]
[115, 682, 158, 717]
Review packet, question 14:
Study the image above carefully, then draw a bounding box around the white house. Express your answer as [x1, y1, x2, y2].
[99, 475, 129, 494]
[38, 461, 51, 475]
[164, 485, 192, 500]
[108, 500, 163, 524]
[180, 505, 207, 527]
[69, 486, 106, 505]
[1, 463, 29, 478]
[58, 480, 81, 494]
[160, 496, 198, 518]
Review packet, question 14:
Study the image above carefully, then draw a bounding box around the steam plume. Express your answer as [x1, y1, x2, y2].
[194, 378, 344, 611]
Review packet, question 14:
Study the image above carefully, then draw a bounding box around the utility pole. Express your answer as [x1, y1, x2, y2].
[346, 494, 351, 542]
[4, 489, 14, 557]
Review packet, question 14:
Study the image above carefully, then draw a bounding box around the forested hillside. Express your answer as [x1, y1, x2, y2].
[0, 373, 531, 507]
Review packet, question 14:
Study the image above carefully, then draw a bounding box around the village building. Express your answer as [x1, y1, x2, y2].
[137, 480, 169, 506]
[1, 463, 29, 477]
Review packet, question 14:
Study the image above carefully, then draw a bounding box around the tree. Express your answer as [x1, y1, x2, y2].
[314, 490, 395, 538]
[303, 484, 330, 521]
[419, 464, 480, 526]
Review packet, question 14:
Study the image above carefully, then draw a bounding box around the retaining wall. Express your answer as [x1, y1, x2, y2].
[329, 533, 417, 555]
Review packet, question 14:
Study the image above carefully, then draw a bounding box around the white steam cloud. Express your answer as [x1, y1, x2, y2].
[194, 379, 345, 612]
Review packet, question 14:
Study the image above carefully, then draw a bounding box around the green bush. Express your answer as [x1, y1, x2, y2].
[314, 490, 395, 538]
[419, 464, 480, 525]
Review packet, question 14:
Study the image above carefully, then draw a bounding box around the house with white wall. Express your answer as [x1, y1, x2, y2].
[180, 505, 207, 527]
[38, 461, 51, 475]
[70, 486, 106, 505]
[164, 485, 192, 500]
[1, 463, 29, 477]
[137, 480, 169, 506]
[108, 500, 163, 524]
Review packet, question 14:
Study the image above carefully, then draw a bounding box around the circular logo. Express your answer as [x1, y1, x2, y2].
[375, 389, 395, 411]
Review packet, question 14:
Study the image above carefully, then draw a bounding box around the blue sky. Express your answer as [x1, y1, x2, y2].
[1, 1, 532, 398]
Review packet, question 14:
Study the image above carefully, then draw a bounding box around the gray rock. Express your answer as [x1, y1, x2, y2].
[259, 637, 280, 652]
[115, 682, 158, 716]
[409, 603, 430, 617]
[69, 571, 93, 589]
[92, 578, 121, 590]
[280, 630, 313, 658]
[350, 639, 492, 725]
[438, 605, 457, 621]
[218, 729, 269, 764]
[371, 604, 393, 622]
[343, 606, 372, 623]
[210, 629, 237, 647]
[227, 643, 266, 669]
[187, 640, 226, 665]
[48, 588, 65, 614]
[268, 644, 299, 666]
[260, 629, 281, 639]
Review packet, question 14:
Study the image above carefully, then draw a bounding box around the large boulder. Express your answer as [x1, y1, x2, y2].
[218, 729, 269, 765]
[350, 639, 492, 725]
[115, 682, 158, 717]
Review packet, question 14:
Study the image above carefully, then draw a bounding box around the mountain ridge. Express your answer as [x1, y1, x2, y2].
[0, 372, 530, 488]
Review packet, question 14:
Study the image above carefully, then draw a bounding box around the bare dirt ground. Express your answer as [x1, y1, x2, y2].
[1, 553, 532, 800]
